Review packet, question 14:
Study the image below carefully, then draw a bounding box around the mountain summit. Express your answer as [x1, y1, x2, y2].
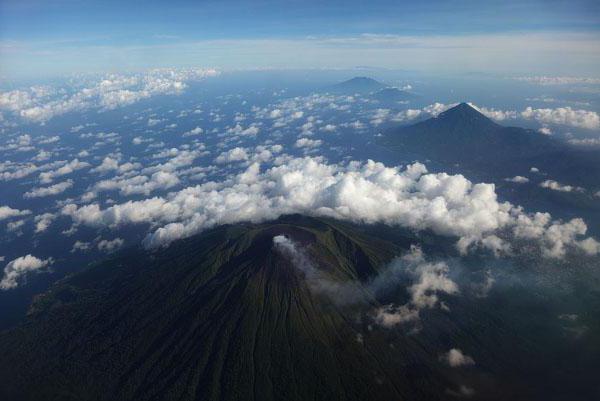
[329, 77, 386, 94]
[436, 102, 499, 128]
[381, 102, 563, 171]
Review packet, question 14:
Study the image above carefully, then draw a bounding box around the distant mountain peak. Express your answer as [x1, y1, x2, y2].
[433, 102, 499, 129]
[345, 76, 380, 83]
[438, 102, 489, 119]
[329, 76, 386, 93]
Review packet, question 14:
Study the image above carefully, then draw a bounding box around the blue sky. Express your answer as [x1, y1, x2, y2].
[1, 0, 599, 79]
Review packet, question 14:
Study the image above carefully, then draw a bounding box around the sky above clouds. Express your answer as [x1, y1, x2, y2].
[1, 0, 600, 78]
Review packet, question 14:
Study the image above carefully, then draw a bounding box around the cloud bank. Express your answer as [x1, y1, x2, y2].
[59, 157, 599, 258]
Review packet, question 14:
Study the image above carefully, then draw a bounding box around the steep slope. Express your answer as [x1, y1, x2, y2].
[0, 215, 445, 401]
[1, 215, 599, 401]
[381, 103, 600, 187]
[383, 103, 559, 163]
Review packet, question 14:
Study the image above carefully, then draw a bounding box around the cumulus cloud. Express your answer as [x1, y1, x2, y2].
[295, 138, 322, 148]
[215, 147, 249, 163]
[539, 180, 584, 193]
[39, 159, 90, 183]
[182, 126, 203, 137]
[6, 220, 26, 233]
[374, 247, 458, 327]
[71, 241, 91, 253]
[520, 107, 600, 130]
[0, 255, 54, 290]
[34, 213, 56, 233]
[91, 157, 140, 175]
[504, 176, 529, 184]
[227, 123, 260, 137]
[90, 171, 180, 196]
[58, 157, 599, 257]
[464, 103, 599, 130]
[468, 103, 516, 121]
[0, 69, 219, 123]
[97, 238, 124, 253]
[0, 206, 31, 221]
[390, 102, 456, 123]
[441, 348, 475, 367]
[24, 179, 73, 198]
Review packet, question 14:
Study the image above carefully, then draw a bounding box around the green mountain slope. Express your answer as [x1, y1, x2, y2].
[0, 216, 443, 401]
[1, 215, 599, 401]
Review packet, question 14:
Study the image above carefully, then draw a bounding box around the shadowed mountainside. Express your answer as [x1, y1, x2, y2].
[1, 215, 599, 401]
[381, 103, 600, 187]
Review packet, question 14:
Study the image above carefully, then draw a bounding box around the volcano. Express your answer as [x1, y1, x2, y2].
[1, 215, 599, 401]
[381, 103, 600, 187]
[328, 77, 387, 94]
[0, 216, 435, 401]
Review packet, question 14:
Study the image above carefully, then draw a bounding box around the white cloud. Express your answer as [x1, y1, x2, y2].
[520, 107, 600, 130]
[226, 123, 260, 137]
[7, 220, 26, 233]
[0, 206, 31, 220]
[0, 255, 53, 290]
[295, 138, 322, 148]
[468, 103, 516, 121]
[374, 247, 458, 327]
[390, 102, 456, 124]
[91, 157, 141, 174]
[442, 348, 475, 367]
[97, 238, 124, 253]
[71, 241, 91, 253]
[504, 176, 529, 184]
[1, 69, 219, 123]
[24, 179, 73, 198]
[539, 180, 584, 193]
[91, 171, 180, 196]
[59, 157, 599, 258]
[38, 135, 60, 144]
[215, 147, 249, 163]
[409, 259, 459, 309]
[182, 126, 203, 137]
[39, 159, 90, 183]
[91, 157, 120, 173]
[463, 103, 599, 130]
[34, 213, 56, 233]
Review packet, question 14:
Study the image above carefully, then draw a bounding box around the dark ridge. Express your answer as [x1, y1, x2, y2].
[371, 87, 418, 102]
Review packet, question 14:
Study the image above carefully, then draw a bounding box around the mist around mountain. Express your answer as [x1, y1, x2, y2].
[1, 215, 599, 401]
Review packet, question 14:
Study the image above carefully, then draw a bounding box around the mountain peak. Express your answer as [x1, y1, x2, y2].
[345, 76, 379, 83]
[437, 102, 491, 121]
[330, 76, 386, 93]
